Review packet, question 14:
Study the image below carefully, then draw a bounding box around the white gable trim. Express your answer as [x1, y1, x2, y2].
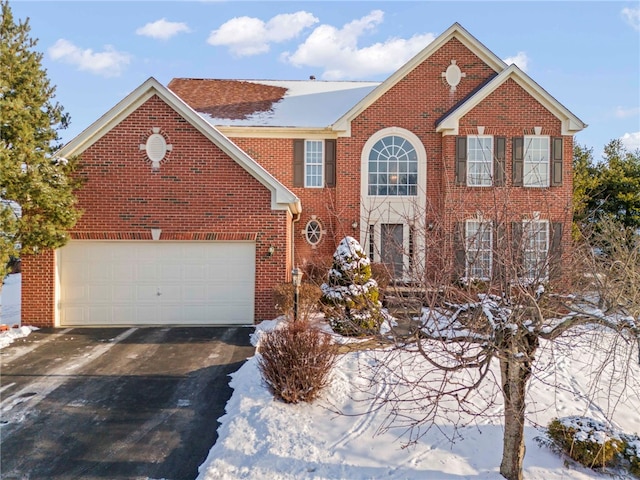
[57, 77, 301, 214]
[435, 65, 588, 136]
[332, 23, 507, 136]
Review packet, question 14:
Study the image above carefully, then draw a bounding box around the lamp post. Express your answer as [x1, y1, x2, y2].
[291, 267, 303, 322]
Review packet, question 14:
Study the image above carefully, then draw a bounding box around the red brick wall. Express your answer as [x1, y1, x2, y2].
[338, 37, 500, 233]
[21, 250, 55, 328]
[232, 137, 340, 267]
[24, 95, 292, 326]
[229, 37, 575, 283]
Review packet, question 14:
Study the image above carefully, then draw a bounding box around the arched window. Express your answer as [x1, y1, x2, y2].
[368, 135, 418, 196]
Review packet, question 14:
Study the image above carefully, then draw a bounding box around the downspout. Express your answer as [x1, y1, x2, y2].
[291, 211, 301, 280]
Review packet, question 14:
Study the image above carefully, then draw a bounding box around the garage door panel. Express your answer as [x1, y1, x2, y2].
[58, 241, 255, 326]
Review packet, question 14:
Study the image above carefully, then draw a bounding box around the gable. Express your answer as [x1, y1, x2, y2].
[332, 23, 507, 135]
[57, 77, 301, 214]
[436, 65, 587, 136]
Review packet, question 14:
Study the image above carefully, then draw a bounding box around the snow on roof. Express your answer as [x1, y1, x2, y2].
[169, 78, 380, 128]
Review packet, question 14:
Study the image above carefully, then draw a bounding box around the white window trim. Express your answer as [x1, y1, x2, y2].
[465, 219, 492, 280]
[304, 140, 324, 188]
[304, 218, 324, 246]
[467, 135, 493, 187]
[522, 219, 549, 281]
[523, 135, 550, 188]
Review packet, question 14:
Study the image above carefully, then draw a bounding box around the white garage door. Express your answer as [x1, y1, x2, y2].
[58, 241, 255, 326]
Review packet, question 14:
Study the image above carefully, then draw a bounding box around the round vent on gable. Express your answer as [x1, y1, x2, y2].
[146, 133, 168, 163]
[445, 63, 462, 89]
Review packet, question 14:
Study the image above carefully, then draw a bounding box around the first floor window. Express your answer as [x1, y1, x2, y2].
[467, 136, 493, 186]
[523, 136, 550, 187]
[522, 220, 549, 279]
[466, 220, 492, 280]
[305, 140, 323, 187]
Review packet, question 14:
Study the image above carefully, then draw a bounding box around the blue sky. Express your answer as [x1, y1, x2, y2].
[10, 1, 640, 156]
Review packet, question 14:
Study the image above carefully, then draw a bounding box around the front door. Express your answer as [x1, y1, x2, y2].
[381, 224, 404, 279]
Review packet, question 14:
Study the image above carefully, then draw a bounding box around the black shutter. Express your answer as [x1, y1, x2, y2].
[512, 221, 523, 277]
[325, 139, 336, 187]
[293, 139, 304, 187]
[493, 222, 506, 285]
[512, 137, 524, 186]
[455, 136, 467, 185]
[494, 136, 506, 186]
[454, 222, 466, 279]
[549, 222, 563, 280]
[551, 137, 563, 186]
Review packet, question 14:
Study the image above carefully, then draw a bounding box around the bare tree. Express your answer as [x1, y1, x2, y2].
[358, 185, 639, 480]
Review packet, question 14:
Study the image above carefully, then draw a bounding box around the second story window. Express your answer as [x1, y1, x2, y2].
[293, 139, 335, 188]
[368, 135, 418, 196]
[467, 136, 493, 186]
[305, 140, 323, 188]
[523, 136, 550, 187]
[455, 136, 505, 187]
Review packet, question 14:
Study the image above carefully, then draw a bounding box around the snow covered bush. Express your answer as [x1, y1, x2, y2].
[547, 416, 624, 469]
[321, 236, 383, 336]
[621, 433, 640, 478]
[257, 320, 337, 404]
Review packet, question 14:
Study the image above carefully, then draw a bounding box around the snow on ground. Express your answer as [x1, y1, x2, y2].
[198, 318, 640, 480]
[0, 274, 34, 348]
[0, 273, 21, 326]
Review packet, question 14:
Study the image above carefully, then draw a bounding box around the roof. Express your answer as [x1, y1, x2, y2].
[168, 78, 379, 128]
[167, 22, 585, 137]
[436, 64, 588, 136]
[57, 77, 301, 214]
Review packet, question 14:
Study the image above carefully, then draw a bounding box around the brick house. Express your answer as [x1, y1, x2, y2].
[22, 23, 586, 327]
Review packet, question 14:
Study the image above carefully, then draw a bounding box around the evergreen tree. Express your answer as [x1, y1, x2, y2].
[573, 140, 640, 235]
[0, 1, 80, 283]
[321, 236, 383, 336]
[598, 139, 640, 229]
[572, 143, 600, 236]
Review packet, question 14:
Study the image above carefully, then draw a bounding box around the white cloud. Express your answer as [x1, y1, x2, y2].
[620, 132, 640, 151]
[136, 18, 191, 40]
[48, 39, 131, 77]
[282, 10, 435, 80]
[503, 51, 529, 72]
[622, 6, 640, 31]
[615, 105, 640, 118]
[207, 11, 318, 56]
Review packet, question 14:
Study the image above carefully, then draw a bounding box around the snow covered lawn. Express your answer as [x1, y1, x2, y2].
[198, 318, 640, 480]
[0, 274, 34, 349]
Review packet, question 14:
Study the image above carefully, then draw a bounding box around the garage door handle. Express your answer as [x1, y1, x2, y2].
[157, 288, 162, 296]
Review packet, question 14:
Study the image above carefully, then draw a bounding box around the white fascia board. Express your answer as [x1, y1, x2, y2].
[57, 77, 301, 215]
[436, 65, 587, 136]
[332, 23, 507, 135]
[56, 79, 163, 157]
[216, 126, 336, 139]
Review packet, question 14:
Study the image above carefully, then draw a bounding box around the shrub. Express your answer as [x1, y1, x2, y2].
[547, 416, 624, 469]
[302, 256, 334, 285]
[257, 320, 337, 404]
[621, 433, 640, 478]
[321, 236, 384, 336]
[272, 282, 322, 321]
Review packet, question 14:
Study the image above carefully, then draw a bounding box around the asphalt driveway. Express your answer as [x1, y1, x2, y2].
[0, 326, 255, 480]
